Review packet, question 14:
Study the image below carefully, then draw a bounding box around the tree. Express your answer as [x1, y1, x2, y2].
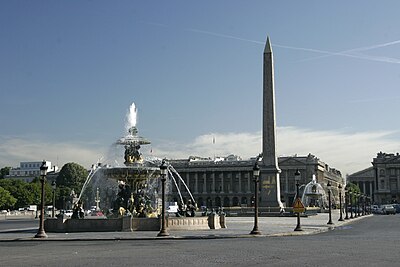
[0, 186, 17, 209]
[56, 163, 89, 208]
[0, 167, 11, 179]
[57, 162, 88, 190]
[346, 182, 361, 203]
[0, 179, 34, 208]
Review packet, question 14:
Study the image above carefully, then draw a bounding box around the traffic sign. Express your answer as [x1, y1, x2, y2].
[292, 197, 305, 213]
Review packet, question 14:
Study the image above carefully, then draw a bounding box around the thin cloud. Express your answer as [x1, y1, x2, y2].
[0, 136, 105, 168]
[2, 128, 399, 177]
[153, 127, 400, 176]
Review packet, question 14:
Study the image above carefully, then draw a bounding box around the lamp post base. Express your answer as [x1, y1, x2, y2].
[250, 228, 261, 235]
[34, 230, 48, 239]
[157, 229, 170, 237]
[294, 225, 303, 231]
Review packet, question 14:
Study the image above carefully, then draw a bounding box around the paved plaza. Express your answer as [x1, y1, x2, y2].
[0, 210, 371, 242]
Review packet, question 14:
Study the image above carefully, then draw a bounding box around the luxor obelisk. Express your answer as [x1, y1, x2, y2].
[260, 37, 284, 209]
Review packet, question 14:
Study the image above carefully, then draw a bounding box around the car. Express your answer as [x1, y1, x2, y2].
[392, 204, 400, 213]
[381, 204, 396, 215]
[371, 205, 380, 214]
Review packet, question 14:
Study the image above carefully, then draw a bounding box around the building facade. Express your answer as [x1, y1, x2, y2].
[348, 152, 400, 204]
[169, 154, 344, 209]
[7, 161, 59, 183]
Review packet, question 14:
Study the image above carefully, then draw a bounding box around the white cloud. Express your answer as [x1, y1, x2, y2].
[2, 127, 400, 176]
[151, 127, 400, 176]
[0, 136, 105, 169]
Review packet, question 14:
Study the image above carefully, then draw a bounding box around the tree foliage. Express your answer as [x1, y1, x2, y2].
[0, 167, 11, 179]
[56, 163, 88, 208]
[57, 162, 88, 190]
[346, 182, 362, 202]
[0, 186, 17, 209]
[0, 178, 53, 209]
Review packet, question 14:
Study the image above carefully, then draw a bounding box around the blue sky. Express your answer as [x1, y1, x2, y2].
[1, 1, 400, 175]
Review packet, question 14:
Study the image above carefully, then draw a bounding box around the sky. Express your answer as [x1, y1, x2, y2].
[1, 1, 400, 176]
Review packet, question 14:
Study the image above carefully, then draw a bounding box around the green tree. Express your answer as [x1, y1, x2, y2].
[0, 179, 34, 208]
[0, 167, 11, 179]
[0, 186, 17, 209]
[346, 182, 361, 203]
[56, 162, 88, 207]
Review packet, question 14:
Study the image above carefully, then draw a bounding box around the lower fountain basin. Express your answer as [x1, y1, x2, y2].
[44, 215, 221, 232]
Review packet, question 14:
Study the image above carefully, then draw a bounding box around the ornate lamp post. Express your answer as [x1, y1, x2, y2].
[354, 193, 359, 218]
[327, 181, 333, 225]
[370, 195, 373, 214]
[34, 160, 48, 238]
[338, 184, 344, 221]
[344, 185, 349, 220]
[349, 189, 353, 219]
[158, 160, 169, 237]
[250, 159, 261, 235]
[362, 195, 366, 216]
[51, 180, 56, 218]
[294, 169, 303, 231]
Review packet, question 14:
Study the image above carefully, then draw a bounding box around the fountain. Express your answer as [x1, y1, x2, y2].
[45, 102, 216, 232]
[301, 175, 329, 212]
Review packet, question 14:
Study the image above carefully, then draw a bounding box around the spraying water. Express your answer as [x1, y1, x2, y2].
[125, 102, 137, 133]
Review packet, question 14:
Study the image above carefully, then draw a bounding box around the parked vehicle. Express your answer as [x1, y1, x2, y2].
[381, 204, 396, 215]
[371, 205, 380, 214]
[392, 204, 400, 213]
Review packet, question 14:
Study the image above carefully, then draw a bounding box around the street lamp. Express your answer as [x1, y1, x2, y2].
[34, 160, 48, 238]
[338, 184, 344, 221]
[250, 159, 261, 235]
[362, 194, 366, 216]
[361, 194, 365, 216]
[51, 180, 56, 218]
[354, 193, 358, 218]
[349, 189, 353, 219]
[157, 160, 169, 237]
[344, 185, 349, 220]
[327, 181, 333, 225]
[294, 169, 303, 231]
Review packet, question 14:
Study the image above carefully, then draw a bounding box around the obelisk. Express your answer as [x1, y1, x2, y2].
[260, 36, 284, 209]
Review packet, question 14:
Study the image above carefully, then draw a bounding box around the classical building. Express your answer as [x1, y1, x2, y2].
[279, 154, 343, 207]
[7, 161, 59, 183]
[348, 152, 400, 204]
[169, 154, 344, 209]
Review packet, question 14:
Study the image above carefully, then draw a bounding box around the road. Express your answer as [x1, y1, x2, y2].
[1, 215, 399, 267]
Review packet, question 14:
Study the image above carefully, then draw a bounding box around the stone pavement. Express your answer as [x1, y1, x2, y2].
[0, 210, 371, 242]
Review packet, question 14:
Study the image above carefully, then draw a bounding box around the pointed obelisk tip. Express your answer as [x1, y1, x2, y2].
[264, 36, 272, 53]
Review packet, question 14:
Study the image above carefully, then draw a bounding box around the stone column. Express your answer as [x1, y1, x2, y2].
[203, 173, 207, 194]
[238, 172, 242, 193]
[220, 173, 224, 193]
[194, 172, 198, 194]
[211, 172, 216, 194]
[228, 173, 233, 193]
[246, 172, 251, 193]
[186, 173, 190, 193]
[370, 182, 373, 200]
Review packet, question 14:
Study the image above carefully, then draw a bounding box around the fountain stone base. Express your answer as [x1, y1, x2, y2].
[44, 215, 219, 232]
